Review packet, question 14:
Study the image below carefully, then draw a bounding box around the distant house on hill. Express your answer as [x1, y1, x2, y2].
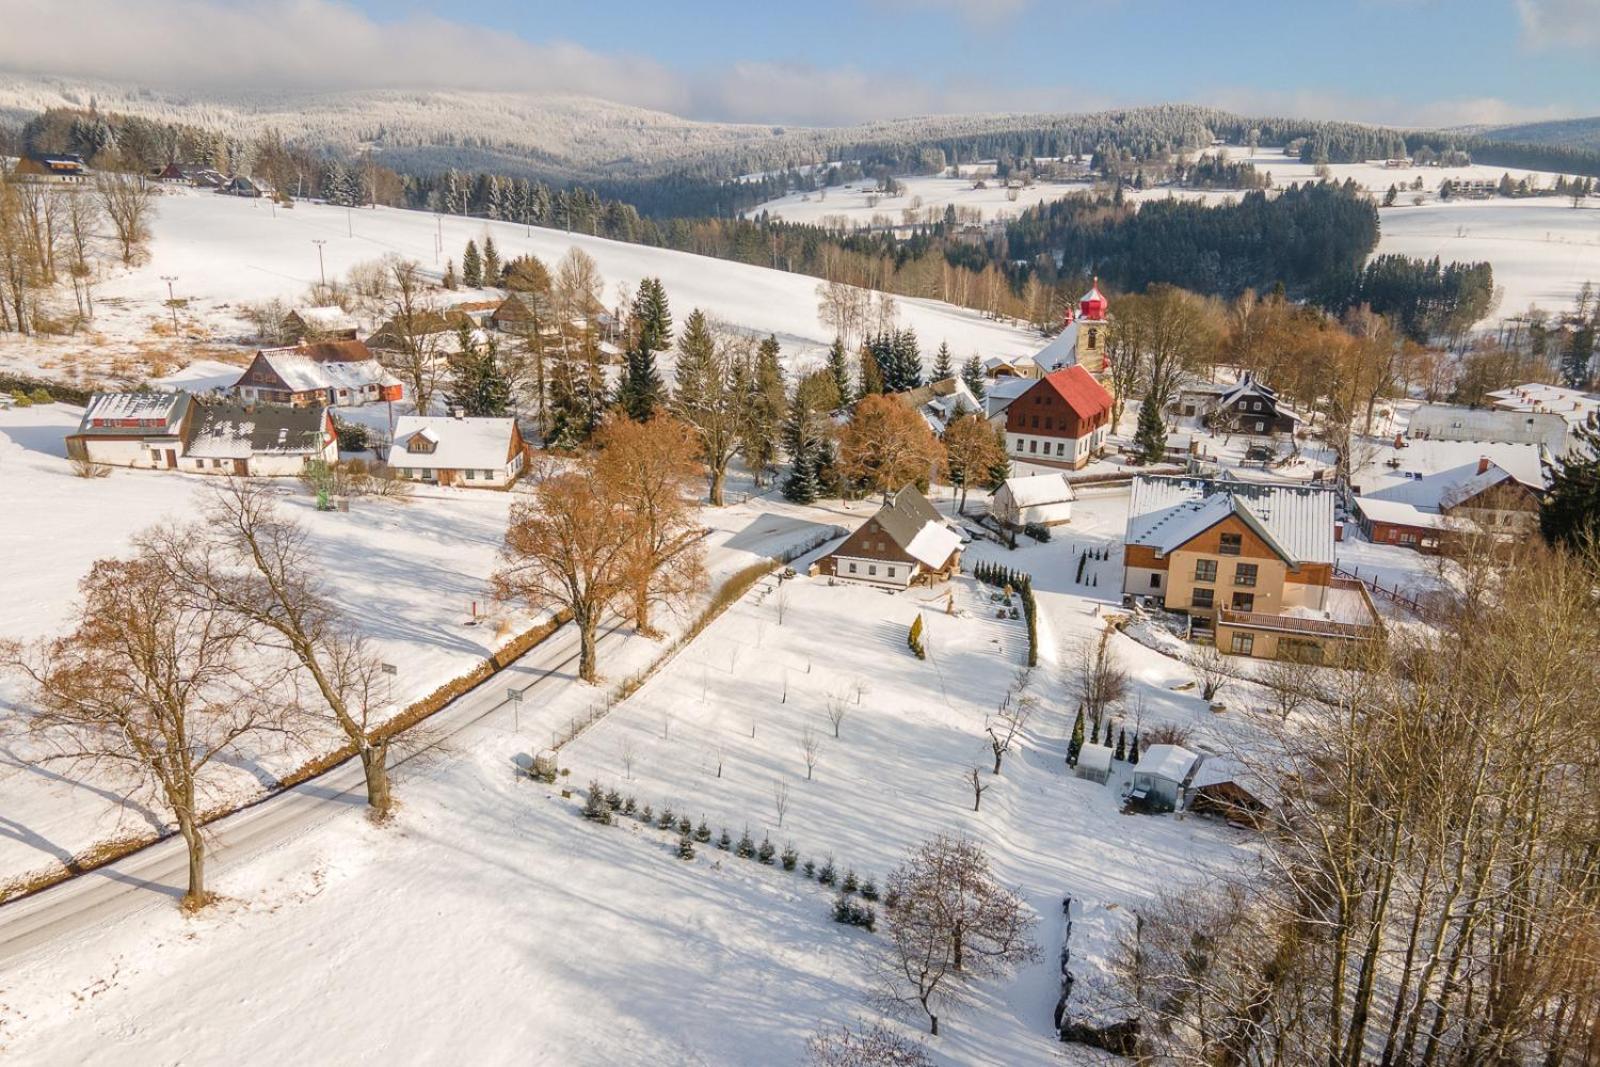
[813, 485, 963, 589]
[489, 292, 545, 334]
[220, 175, 273, 198]
[1002, 365, 1114, 470]
[990, 472, 1075, 529]
[155, 162, 225, 187]
[65, 391, 195, 469]
[179, 402, 337, 477]
[283, 306, 360, 342]
[232, 340, 402, 408]
[385, 414, 528, 488]
[892, 376, 984, 435]
[1485, 383, 1599, 429]
[10, 153, 91, 185]
[367, 309, 473, 351]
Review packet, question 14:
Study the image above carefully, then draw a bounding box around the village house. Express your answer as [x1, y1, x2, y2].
[989, 472, 1075, 529]
[1354, 452, 1546, 552]
[1186, 756, 1270, 829]
[1486, 382, 1599, 428]
[489, 292, 546, 334]
[9, 153, 91, 185]
[893, 376, 984, 436]
[386, 414, 528, 488]
[1406, 403, 1568, 452]
[283, 306, 360, 342]
[1206, 373, 1300, 436]
[1002, 364, 1114, 470]
[219, 175, 273, 198]
[366, 309, 474, 351]
[1123, 475, 1380, 663]
[231, 340, 403, 408]
[154, 162, 225, 187]
[65, 391, 195, 469]
[812, 485, 963, 589]
[179, 402, 337, 477]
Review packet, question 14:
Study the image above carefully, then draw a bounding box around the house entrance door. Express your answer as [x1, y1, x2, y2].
[233, 458, 249, 476]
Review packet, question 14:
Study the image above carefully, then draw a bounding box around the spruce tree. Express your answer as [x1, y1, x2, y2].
[827, 338, 854, 405]
[1135, 396, 1167, 464]
[482, 235, 501, 284]
[1540, 414, 1600, 550]
[1129, 734, 1140, 765]
[462, 240, 483, 288]
[616, 279, 672, 421]
[859, 344, 885, 396]
[677, 833, 696, 860]
[740, 335, 787, 487]
[1069, 706, 1085, 765]
[1115, 727, 1127, 761]
[446, 325, 513, 417]
[961, 353, 987, 400]
[932, 341, 954, 381]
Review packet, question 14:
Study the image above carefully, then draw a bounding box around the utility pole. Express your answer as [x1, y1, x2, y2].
[161, 275, 179, 336]
[312, 239, 327, 288]
[347, 207, 353, 238]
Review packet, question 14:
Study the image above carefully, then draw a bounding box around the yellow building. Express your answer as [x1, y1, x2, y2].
[1123, 476, 1380, 663]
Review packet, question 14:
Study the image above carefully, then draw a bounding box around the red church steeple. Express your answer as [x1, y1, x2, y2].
[1079, 278, 1108, 322]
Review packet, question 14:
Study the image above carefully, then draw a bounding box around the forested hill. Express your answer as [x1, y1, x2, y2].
[1468, 116, 1600, 151]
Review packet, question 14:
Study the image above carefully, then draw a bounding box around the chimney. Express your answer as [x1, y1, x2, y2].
[1477, 455, 1490, 475]
[452, 407, 465, 420]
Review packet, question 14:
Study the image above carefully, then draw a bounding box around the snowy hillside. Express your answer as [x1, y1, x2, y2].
[49, 188, 1040, 379]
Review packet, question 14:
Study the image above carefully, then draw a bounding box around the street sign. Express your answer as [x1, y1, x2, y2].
[508, 687, 523, 704]
[380, 663, 398, 676]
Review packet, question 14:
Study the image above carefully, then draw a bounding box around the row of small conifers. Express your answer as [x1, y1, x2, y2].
[971, 560, 1039, 668]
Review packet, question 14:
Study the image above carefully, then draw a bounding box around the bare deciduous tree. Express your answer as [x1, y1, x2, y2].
[1068, 630, 1128, 731]
[376, 256, 446, 415]
[7, 549, 287, 907]
[881, 835, 1038, 1035]
[773, 778, 789, 828]
[965, 767, 988, 812]
[96, 171, 156, 264]
[826, 692, 850, 739]
[801, 725, 821, 781]
[805, 1022, 932, 1066]
[1188, 644, 1233, 702]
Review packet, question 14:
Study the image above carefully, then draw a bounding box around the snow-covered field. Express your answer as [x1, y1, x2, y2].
[0, 486, 1261, 1065]
[754, 173, 1093, 229]
[0, 187, 1042, 387]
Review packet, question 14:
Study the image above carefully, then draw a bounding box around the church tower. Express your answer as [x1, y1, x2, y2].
[1074, 280, 1109, 377]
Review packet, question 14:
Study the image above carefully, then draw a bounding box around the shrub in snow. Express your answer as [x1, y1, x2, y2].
[884, 887, 901, 910]
[860, 878, 880, 902]
[582, 781, 612, 824]
[718, 829, 733, 851]
[29, 388, 52, 404]
[695, 819, 712, 843]
[606, 788, 623, 811]
[757, 836, 776, 865]
[736, 829, 756, 859]
[842, 869, 859, 894]
[818, 857, 838, 886]
[678, 815, 693, 836]
[677, 833, 696, 861]
[832, 895, 877, 931]
[658, 808, 675, 830]
[802, 859, 816, 879]
[1024, 521, 1051, 542]
[806, 1023, 932, 1067]
[781, 844, 798, 871]
[622, 796, 636, 815]
[639, 804, 654, 824]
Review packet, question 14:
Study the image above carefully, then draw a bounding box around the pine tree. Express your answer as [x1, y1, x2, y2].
[827, 338, 854, 405]
[960, 353, 987, 400]
[1068, 706, 1085, 765]
[757, 836, 776, 865]
[740, 335, 787, 486]
[695, 818, 712, 843]
[1129, 734, 1140, 765]
[1135, 396, 1167, 464]
[616, 279, 672, 421]
[582, 780, 611, 824]
[462, 240, 483, 288]
[932, 341, 954, 381]
[1115, 727, 1127, 761]
[446, 326, 513, 417]
[1540, 414, 1600, 550]
[677, 833, 696, 860]
[482, 235, 501, 285]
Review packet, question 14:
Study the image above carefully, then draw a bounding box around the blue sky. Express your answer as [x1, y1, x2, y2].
[5, 0, 1598, 126]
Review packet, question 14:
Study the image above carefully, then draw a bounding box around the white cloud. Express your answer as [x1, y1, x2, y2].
[1515, 0, 1600, 48]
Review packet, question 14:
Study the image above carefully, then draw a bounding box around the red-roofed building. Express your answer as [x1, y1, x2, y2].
[1003, 365, 1114, 469]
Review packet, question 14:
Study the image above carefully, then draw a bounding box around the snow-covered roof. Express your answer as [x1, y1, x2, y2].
[1031, 321, 1080, 374]
[248, 350, 400, 394]
[77, 391, 189, 432]
[1353, 497, 1449, 530]
[186, 402, 329, 458]
[1076, 743, 1113, 774]
[1216, 371, 1278, 408]
[386, 416, 518, 470]
[1487, 383, 1599, 427]
[1361, 454, 1545, 516]
[982, 375, 1033, 418]
[1126, 476, 1336, 566]
[1406, 404, 1568, 452]
[998, 472, 1075, 509]
[904, 521, 964, 569]
[1139, 744, 1199, 785]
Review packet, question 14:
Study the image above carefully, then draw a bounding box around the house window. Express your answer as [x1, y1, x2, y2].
[1234, 563, 1258, 587]
[484, 469, 494, 480]
[1252, 400, 1262, 411]
[868, 564, 877, 576]
[1219, 533, 1243, 556]
[848, 562, 857, 574]
[466, 469, 477, 480]
[1255, 421, 1265, 433]
[887, 567, 896, 578]
[1043, 416, 1053, 430]
[1031, 416, 1039, 429]
[1399, 532, 1417, 545]
[1230, 633, 1255, 655]
[1232, 592, 1255, 612]
[1028, 440, 1037, 453]
[1056, 442, 1065, 456]
[1193, 559, 1218, 582]
[1191, 588, 1215, 609]
[1150, 573, 1162, 589]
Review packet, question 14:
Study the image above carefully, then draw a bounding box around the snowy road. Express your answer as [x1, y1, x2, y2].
[0, 615, 625, 968]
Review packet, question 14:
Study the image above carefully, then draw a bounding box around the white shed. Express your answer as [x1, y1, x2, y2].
[1075, 742, 1113, 785]
[990, 472, 1076, 529]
